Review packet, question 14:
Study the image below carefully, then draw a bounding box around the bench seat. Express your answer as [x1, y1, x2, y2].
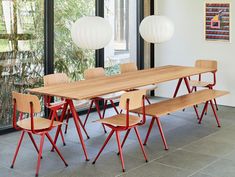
[132, 89, 228, 117]
[131, 89, 229, 150]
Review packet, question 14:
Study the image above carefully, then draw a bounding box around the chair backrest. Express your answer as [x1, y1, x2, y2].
[12, 91, 41, 113]
[84, 67, 105, 80]
[195, 60, 217, 71]
[120, 62, 138, 74]
[43, 73, 69, 86]
[119, 89, 146, 110]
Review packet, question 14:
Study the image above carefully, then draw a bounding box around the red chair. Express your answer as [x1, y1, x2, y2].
[188, 60, 218, 113]
[11, 92, 68, 177]
[83, 67, 125, 133]
[92, 90, 148, 172]
[43, 73, 90, 139]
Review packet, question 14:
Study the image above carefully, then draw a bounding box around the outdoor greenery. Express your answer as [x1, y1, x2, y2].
[0, 0, 98, 129]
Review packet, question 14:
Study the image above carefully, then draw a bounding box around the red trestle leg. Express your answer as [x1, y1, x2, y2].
[155, 117, 168, 150]
[198, 101, 209, 124]
[209, 100, 221, 127]
[144, 117, 155, 145]
[134, 127, 148, 162]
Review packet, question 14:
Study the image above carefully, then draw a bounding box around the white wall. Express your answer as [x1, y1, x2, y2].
[155, 0, 234, 107]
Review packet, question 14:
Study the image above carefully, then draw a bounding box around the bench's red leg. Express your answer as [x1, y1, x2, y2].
[146, 97, 151, 105]
[144, 117, 155, 145]
[199, 101, 209, 124]
[155, 117, 168, 150]
[209, 100, 221, 127]
[173, 78, 183, 98]
[193, 105, 200, 120]
[121, 129, 131, 149]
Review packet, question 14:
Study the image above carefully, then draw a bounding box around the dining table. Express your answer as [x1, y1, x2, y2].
[28, 65, 216, 161]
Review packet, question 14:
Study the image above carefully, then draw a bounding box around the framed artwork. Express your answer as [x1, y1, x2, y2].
[205, 2, 231, 42]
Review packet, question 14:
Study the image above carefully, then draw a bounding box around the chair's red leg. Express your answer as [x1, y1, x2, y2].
[94, 100, 107, 133]
[92, 130, 115, 164]
[145, 97, 151, 105]
[144, 117, 155, 145]
[198, 101, 209, 124]
[54, 112, 66, 146]
[35, 133, 45, 177]
[52, 102, 68, 151]
[46, 133, 68, 166]
[121, 129, 131, 148]
[11, 131, 25, 168]
[120, 110, 123, 114]
[209, 100, 221, 127]
[76, 112, 90, 139]
[84, 100, 94, 127]
[173, 78, 183, 98]
[64, 109, 70, 134]
[193, 105, 200, 120]
[155, 117, 168, 150]
[134, 127, 148, 162]
[102, 100, 108, 118]
[115, 131, 125, 172]
[27, 132, 42, 158]
[110, 100, 119, 114]
[214, 98, 219, 111]
[117, 129, 131, 155]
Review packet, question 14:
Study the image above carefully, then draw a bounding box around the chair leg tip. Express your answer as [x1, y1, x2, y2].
[145, 160, 148, 163]
[65, 163, 68, 167]
[86, 159, 90, 162]
[117, 152, 120, 156]
[87, 136, 90, 139]
[92, 161, 96, 165]
[122, 169, 126, 172]
[218, 125, 221, 128]
[143, 143, 146, 146]
[10, 165, 14, 169]
[165, 148, 169, 151]
[63, 143, 66, 146]
[35, 174, 38, 177]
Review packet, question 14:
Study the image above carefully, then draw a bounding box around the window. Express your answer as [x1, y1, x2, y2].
[0, 0, 44, 129]
[104, 0, 137, 75]
[54, 0, 96, 81]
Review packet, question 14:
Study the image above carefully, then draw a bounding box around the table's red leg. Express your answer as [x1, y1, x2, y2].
[68, 100, 89, 161]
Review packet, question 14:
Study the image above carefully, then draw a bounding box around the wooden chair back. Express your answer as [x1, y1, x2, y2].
[195, 60, 217, 71]
[84, 67, 105, 80]
[43, 73, 69, 86]
[119, 89, 146, 110]
[120, 62, 138, 74]
[12, 91, 41, 114]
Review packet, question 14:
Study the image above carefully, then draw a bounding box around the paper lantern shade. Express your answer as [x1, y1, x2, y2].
[71, 16, 112, 50]
[139, 15, 174, 43]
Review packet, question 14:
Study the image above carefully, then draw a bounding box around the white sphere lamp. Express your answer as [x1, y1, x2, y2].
[139, 15, 174, 43]
[71, 16, 112, 50]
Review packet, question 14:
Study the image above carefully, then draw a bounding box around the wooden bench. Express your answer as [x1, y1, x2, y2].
[132, 89, 229, 150]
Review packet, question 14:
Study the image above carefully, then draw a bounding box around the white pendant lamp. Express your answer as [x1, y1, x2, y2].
[71, 16, 112, 50]
[139, 15, 174, 43]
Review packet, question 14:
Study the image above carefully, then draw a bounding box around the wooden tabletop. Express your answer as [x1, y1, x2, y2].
[28, 65, 215, 100]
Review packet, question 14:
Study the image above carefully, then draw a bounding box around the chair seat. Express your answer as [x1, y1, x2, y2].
[17, 118, 63, 130]
[97, 114, 141, 127]
[136, 84, 158, 91]
[188, 80, 212, 87]
[98, 91, 125, 100]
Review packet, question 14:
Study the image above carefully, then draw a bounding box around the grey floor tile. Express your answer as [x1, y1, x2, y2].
[0, 165, 30, 177]
[182, 138, 235, 157]
[120, 161, 192, 177]
[201, 159, 235, 177]
[156, 150, 218, 172]
[189, 172, 213, 177]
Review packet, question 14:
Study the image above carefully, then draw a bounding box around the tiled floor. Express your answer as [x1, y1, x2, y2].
[1, 97, 235, 177]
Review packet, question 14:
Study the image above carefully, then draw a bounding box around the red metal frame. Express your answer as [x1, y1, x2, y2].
[92, 95, 148, 172]
[143, 116, 168, 150]
[198, 100, 221, 127]
[84, 97, 120, 134]
[51, 99, 89, 161]
[11, 98, 68, 177]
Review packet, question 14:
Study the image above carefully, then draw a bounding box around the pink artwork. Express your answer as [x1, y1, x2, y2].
[205, 3, 230, 41]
